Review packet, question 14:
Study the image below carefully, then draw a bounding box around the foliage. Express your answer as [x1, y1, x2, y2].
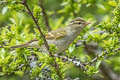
[0, 0, 120, 80]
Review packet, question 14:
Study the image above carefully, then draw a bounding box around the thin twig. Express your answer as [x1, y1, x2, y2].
[38, 0, 51, 31]
[0, 1, 7, 4]
[22, 0, 52, 56]
[21, 0, 63, 79]
[84, 42, 120, 80]
[54, 54, 86, 71]
[0, 46, 3, 48]
[54, 58, 63, 80]
[100, 62, 120, 80]
[85, 48, 120, 65]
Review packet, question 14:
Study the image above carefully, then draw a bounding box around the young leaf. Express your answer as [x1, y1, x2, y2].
[2, 6, 8, 15]
[108, 1, 117, 7]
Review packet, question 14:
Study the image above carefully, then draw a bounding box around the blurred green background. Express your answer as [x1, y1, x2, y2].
[0, 0, 120, 80]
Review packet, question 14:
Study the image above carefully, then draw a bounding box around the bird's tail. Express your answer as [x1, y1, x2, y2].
[11, 44, 27, 48]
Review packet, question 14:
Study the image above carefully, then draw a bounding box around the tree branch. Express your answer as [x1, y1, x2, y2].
[0, 1, 7, 4]
[100, 62, 120, 80]
[0, 46, 4, 48]
[22, 0, 52, 56]
[21, 0, 63, 79]
[85, 47, 120, 65]
[54, 54, 86, 71]
[84, 42, 120, 80]
[38, 0, 51, 31]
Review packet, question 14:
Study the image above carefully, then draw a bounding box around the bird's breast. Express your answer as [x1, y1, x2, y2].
[47, 36, 72, 54]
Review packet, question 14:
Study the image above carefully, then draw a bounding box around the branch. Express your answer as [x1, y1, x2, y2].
[84, 42, 120, 80]
[22, 0, 52, 56]
[38, 0, 51, 31]
[0, 46, 4, 48]
[21, 0, 63, 79]
[100, 62, 120, 80]
[0, 1, 7, 4]
[54, 54, 86, 71]
[85, 47, 120, 65]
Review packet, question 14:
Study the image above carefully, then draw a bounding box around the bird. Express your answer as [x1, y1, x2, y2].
[11, 17, 90, 54]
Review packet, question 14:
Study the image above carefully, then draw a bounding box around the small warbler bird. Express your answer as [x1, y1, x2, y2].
[11, 17, 90, 54]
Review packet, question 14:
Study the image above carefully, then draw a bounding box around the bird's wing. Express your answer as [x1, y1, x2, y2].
[11, 39, 38, 48]
[10, 28, 66, 48]
[45, 28, 66, 40]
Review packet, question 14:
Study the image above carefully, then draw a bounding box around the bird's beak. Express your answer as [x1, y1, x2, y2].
[84, 22, 91, 26]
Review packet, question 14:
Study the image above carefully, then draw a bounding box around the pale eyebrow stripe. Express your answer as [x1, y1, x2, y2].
[70, 19, 85, 23]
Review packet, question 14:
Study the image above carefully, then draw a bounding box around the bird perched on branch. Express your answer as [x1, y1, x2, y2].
[11, 17, 90, 54]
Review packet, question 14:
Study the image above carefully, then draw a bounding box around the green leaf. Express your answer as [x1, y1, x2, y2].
[2, 6, 8, 15]
[86, 3, 92, 7]
[49, 44, 57, 53]
[24, 54, 27, 61]
[96, 60, 102, 69]
[97, 4, 106, 10]
[9, 18, 16, 25]
[69, 44, 75, 53]
[108, 1, 117, 7]
[104, 59, 111, 64]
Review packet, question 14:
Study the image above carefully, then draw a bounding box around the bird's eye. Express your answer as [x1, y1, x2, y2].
[78, 22, 81, 24]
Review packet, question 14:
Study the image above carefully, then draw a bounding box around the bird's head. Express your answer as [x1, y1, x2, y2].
[69, 17, 90, 31]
